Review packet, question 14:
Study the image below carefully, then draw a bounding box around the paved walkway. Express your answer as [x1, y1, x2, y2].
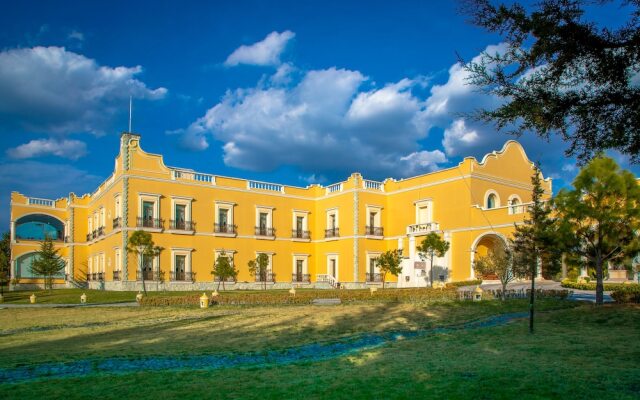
[459, 280, 614, 303]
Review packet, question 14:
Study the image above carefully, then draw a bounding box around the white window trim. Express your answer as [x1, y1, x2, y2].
[414, 199, 433, 224]
[484, 190, 500, 209]
[171, 248, 193, 273]
[171, 197, 192, 221]
[507, 194, 523, 214]
[326, 254, 339, 279]
[292, 254, 309, 273]
[215, 202, 235, 225]
[326, 208, 339, 229]
[366, 252, 381, 274]
[138, 193, 161, 219]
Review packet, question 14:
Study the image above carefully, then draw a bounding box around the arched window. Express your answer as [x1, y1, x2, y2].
[509, 197, 521, 214]
[15, 214, 65, 241]
[486, 194, 497, 209]
[15, 252, 65, 278]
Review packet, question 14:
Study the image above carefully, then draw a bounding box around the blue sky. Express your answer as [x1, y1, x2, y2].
[0, 0, 636, 231]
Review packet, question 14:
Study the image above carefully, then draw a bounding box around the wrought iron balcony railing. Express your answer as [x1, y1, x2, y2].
[292, 273, 310, 283]
[97, 226, 105, 237]
[170, 271, 195, 282]
[291, 229, 310, 239]
[255, 226, 276, 237]
[113, 270, 121, 281]
[214, 223, 237, 234]
[255, 272, 276, 282]
[136, 217, 164, 229]
[325, 227, 339, 238]
[136, 270, 161, 281]
[366, 272, 383, 282]
[365, 226, 384, 236]
[170, 220, 195, 231]
[113, 217, 122, 229]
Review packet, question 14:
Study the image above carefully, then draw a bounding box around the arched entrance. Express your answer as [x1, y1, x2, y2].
[470, 232, 508, 279]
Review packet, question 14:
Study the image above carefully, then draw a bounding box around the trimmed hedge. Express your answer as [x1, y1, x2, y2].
[560, 279, 639, 291]
[445, 279, 483, 288]
[139, 288, 460, 307]
[611, 285, 640, 304]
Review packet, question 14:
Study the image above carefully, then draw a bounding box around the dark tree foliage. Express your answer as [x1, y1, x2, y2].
[462, 0, 640, 163]
[30, 236, 66, 291]
[0, 232, 10, 294]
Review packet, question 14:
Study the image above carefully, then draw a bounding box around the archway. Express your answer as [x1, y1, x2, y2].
[14, 252, 66, 279]
[471, 232, 508, 279]
[15, 214, 64, 241]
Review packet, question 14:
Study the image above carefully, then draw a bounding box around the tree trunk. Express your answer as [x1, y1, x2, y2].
[430, 253, 434, 288]
[501, 279, 508, 301]
[529, 257, 536, 334]
[595, 256, 604, 306]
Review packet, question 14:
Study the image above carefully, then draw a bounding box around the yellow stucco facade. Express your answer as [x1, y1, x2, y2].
[9, 133, 551, 290]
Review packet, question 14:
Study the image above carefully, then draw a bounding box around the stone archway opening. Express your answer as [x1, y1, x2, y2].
[472, 233, 507, 280]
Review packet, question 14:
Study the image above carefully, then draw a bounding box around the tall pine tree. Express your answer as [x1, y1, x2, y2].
[30, 236, 66, 291]
[510, 164, 560, 333]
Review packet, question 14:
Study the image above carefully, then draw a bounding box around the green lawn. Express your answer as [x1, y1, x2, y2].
[0, 300, 638, 399]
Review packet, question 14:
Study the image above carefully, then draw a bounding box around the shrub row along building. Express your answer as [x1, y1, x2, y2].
[9, 133, 551, 290]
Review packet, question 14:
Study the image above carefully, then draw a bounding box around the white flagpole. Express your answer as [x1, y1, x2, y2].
[128, 96, 133, 133]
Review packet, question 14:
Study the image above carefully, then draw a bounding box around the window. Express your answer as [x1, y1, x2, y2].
[15, 214, 64, 241]
[327, 255, 339, 279]
[138, 193, 161, 229]
[366, 253, 381, 282]
[171, 248, 193, 281]
[365, 205, 383, 236]
[255, 206, 274, 237]
[487, 194, 496, 209]
[414, 200, 433, 225]
[170, 197, 193, 231]
[15, 252, 65, 278]
[174, 255, 186, 280]
[292, 254, 309, 282]
[326, 209, 339, 238]
[174, 204, 186, 229]
[114, 195, 121, 218]
[292, 210, 310, 239]
[215, 201, 236, 235]
[508, 196, 522, 214]
[484, 190, 500, 209]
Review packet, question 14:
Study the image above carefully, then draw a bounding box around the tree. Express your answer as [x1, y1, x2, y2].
[248, 253, 270, 290]
[554, 155, 640, 305]
[375, 249, 403, 289]
[126, 230, 155, 295]
[474, 245, 527, 300]
[462, 0, 640, 163]
[417, 232, 450, 287]
[0, 232, 10, 295]
[511, 164, 561, 333]
[212, 250, 238, 290]
[30, 236, 66, 291]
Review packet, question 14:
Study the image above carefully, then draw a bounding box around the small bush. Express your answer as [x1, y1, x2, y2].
[560, 279, 639, 291]
[611, 285, 640, 304]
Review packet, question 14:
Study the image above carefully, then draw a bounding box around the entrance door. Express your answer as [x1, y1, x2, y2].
[330, 259, 336, 278]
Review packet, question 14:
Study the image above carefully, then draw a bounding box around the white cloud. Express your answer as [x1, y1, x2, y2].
[442, 118, 479, 156]
[7, 138, 87, 160]
[224, 31, 295, 67]
[0, 46, 167, 135]
[177, 66, 439, 178]
[400, 150, 448, 175]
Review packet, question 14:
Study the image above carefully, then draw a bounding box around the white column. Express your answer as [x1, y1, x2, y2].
[10, 220, 15, 242]
[397, 237, 404, 255]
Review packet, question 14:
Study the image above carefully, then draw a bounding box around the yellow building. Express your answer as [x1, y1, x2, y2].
[9, 133, 551, 290]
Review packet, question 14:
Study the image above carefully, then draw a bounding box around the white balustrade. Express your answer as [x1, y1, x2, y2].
[406, 222, 440, 235]
[363, 180, 383, 191]
[326, 183, 343, 194]
[27, 197, 55, 207]
[248, 180, 284, 192]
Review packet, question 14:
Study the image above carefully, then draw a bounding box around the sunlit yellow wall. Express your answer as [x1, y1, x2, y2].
[9, 135, 549, 287]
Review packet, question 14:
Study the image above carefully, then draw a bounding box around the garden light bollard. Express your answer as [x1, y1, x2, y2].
[473, 286, 483, 302]
[30, 293, 36, 304]
[80, 293, 87, 304]
[200, 292, 210, 309]
[370, 287, 377, 295]
[136, 292, 143, 303]
[289, 287, 296, 297]
[211, 290, 219, 298]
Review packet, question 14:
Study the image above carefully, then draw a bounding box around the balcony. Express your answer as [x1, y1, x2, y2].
[170, 220, 195, 231]
[406, 222, 440, 235]
[88, 272, 104, 282]
[365, 226, 383, 237]
[255, 226, 276, 237]
[214, 223, 237, 235]
[325, 227, 339, 238]
[97, 226, 105, 237]
[136, 270, 161, 281]
[136, 217, 164, 230]
[255, 272, 276, 283]
[291, 229, 310, 240]
[170, 271, 195, 282]
[113, 217, 122, 229]
[213, 276, 236, 283]
[113, 270, 121, 281]
[292, 273, 310, 283]
[366, 272, 383, 283]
